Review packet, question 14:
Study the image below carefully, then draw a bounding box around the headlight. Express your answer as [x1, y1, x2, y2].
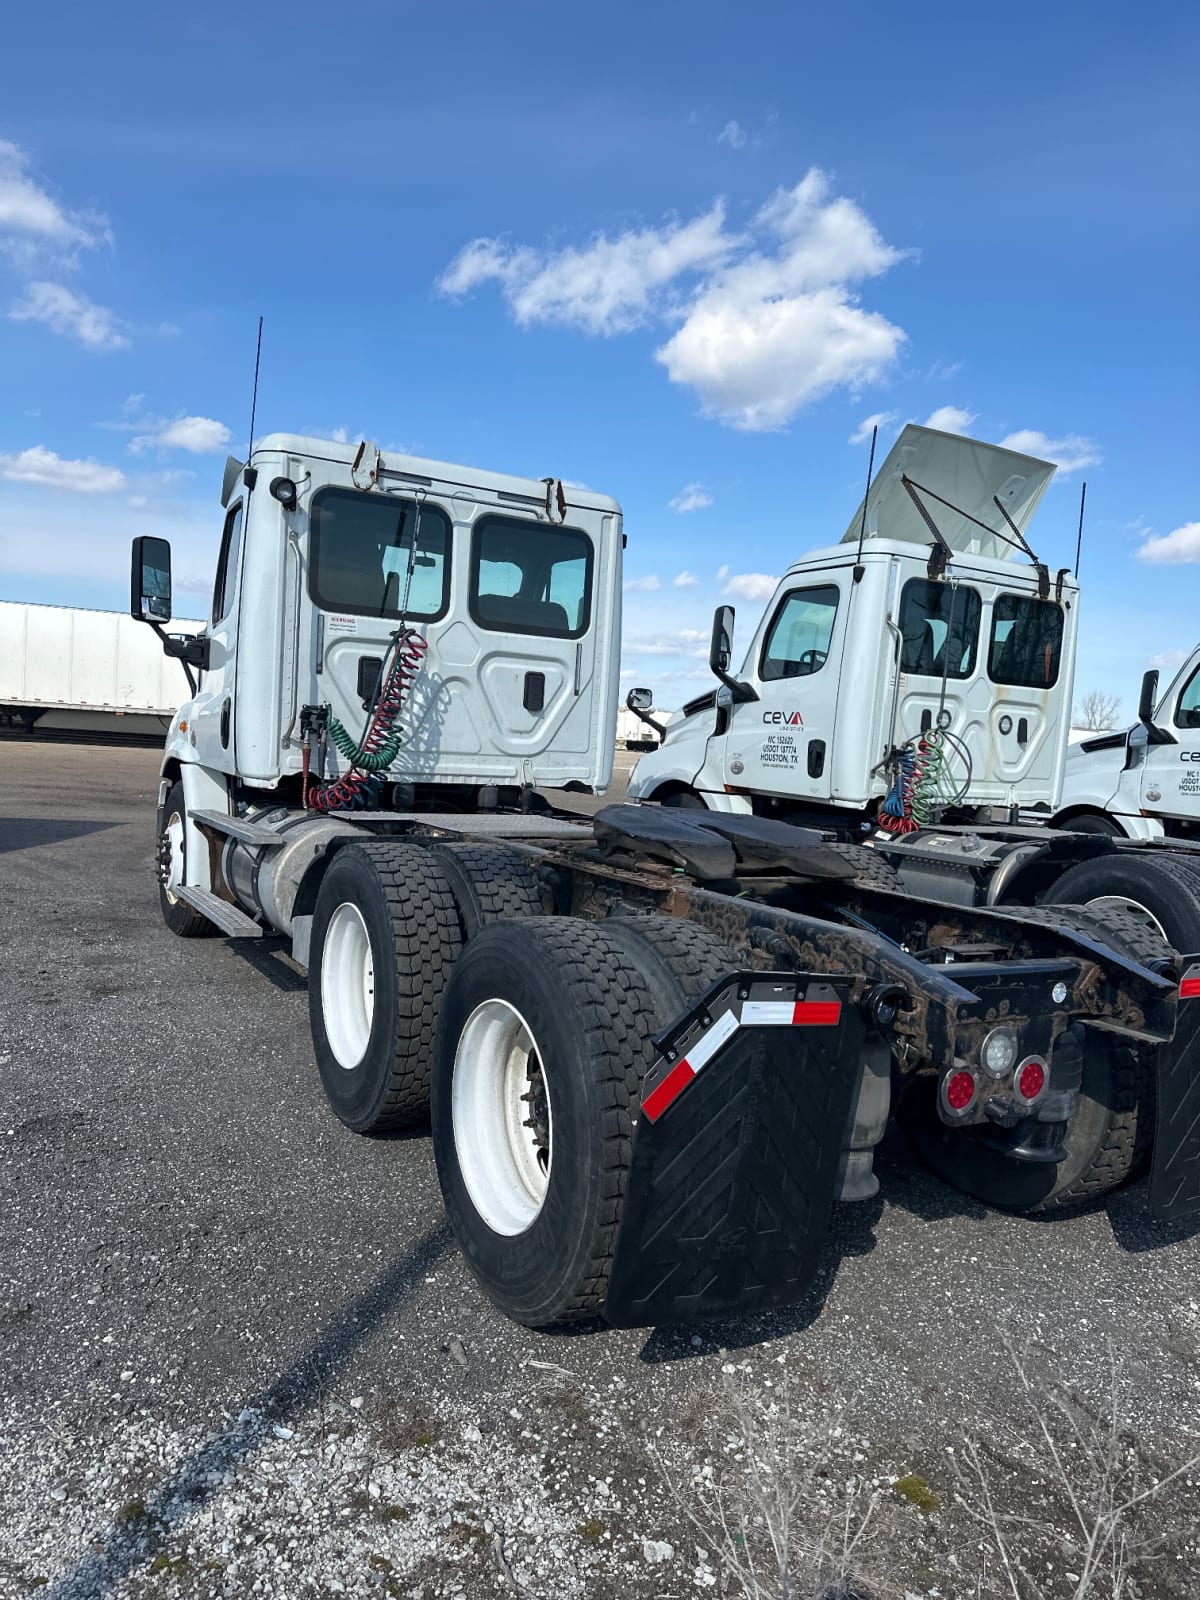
[981, 1026, 1019, 1078]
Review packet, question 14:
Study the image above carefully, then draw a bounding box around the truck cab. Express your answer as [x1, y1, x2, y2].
[1054, 645, 1200, 840]
[137, 434, 624, 807]
[628, 425, 1076, 827]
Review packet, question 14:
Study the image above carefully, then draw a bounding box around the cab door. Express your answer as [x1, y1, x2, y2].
[1139, 655, 1200, 821]
[722, 578, 846, 801]
[189, 498, 244, 772]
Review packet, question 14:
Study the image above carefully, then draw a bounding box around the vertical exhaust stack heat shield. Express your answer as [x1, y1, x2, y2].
[603, 971, 868, 1328]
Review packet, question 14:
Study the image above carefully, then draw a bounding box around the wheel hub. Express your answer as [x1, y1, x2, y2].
[451, 999, 553, 1236]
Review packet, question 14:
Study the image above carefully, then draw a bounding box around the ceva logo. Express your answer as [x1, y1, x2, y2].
[763, 710, 804, 726]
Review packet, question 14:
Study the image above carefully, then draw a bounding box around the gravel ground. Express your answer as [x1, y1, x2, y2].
[2, 739, 1199, 1599]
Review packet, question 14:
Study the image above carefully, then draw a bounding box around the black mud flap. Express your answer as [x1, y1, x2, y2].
[603, 971, 865, 1328]
[1150, 956, 1200, 1221]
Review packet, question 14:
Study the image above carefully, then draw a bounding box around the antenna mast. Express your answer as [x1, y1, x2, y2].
[1074, 481, 1087, 577]
[853, 424, 878, 581]
[247, 315, 264, 463]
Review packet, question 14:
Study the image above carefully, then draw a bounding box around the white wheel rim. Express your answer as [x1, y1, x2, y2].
[321, 903, 376, 1069]
[451, 999, 552, 1237]
[163, 810, 185, 906]
[1081, 894, 1169, 944]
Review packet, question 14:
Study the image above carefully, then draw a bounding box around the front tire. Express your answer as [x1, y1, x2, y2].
[156, 780, 217, 937]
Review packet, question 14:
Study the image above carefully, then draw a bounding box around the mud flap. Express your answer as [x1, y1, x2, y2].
[603, 971, 865, 1328]
[1150, 957, 1200, 1221]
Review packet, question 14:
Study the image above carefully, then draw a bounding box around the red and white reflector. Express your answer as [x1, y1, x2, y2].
[640, 990, 842, 1123]
[1180, 977, 1200, 1000]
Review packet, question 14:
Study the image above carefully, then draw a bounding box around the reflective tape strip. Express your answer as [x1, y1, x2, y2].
[641, 991, 842, 1121]
[792, 1000, 842, 1026]
[686, 1007, 740, 1068]
[642, 1059, 696, 1123]
[741, 1000, 796, 1026]
[1181, 977, 1200, 1000]
[741, 999, 843, 1027]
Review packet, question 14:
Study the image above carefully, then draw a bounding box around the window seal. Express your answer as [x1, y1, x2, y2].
[211, 499, 244, 627]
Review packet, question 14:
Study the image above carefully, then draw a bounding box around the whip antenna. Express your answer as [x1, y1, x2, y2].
[247, 315, 264, 464]
[1074, 481, 1087, 577]
[853, 423, 878, 582]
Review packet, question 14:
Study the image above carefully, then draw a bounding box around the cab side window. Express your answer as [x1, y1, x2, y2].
[760, 585, 840, 681]
[211, 501, 244, 625]
[1176, 665, 1200, 729]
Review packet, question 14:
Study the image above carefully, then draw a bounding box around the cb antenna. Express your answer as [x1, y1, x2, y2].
[1074, 480, 1087, 577]
[853, 423, 878, 582]
[246, 315, 264, 470]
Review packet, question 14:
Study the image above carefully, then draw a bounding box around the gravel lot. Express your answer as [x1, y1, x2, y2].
[2, 738, 1199, 1599]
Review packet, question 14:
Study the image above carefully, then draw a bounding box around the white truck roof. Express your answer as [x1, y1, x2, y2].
[840, 424, 1055, 561]
[251, 433, 622, 516]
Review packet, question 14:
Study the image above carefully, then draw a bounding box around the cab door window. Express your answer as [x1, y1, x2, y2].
[1175, 664, 1200, 729]
[759, 585, 840, 681]
[211, 501, 244, 625]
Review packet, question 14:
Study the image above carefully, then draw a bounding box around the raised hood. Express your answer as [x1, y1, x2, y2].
[840, 425, 1055, 561]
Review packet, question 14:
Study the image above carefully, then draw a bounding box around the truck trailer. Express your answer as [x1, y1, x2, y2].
[128, 432, 1200, 1331]
[0, 600, 203, 737]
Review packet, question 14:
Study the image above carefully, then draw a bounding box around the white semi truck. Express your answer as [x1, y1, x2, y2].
[628, 425, 1200, 969]
[130, 431, 1200, 1331]
[1051, 644, 1200, 842]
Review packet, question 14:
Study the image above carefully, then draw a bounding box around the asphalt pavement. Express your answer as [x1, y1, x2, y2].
[2, 738, 1199, 1599]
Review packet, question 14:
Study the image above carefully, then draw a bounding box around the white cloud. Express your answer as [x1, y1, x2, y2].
[9, 281, 128, 350]
[668, 483, 713, 514]
[0, 445, 125, 493]
[624, 629, 710, 658]
[625, 574, 662, 592]
[849, 410, 896, 445]
[1148, 648, 1189, 672]
[717, 120, 747, 149]
[0, 142, 109, 268]
[437, 204, 738, 336]
[1135, 521, 1200, 565]
[674, 571, 699, 587]
[723, 572, 780, 602]
[716, 564, 730, 581]
[998, 429, 1102, 474]
[924, 404, 976, 434]
[439, 169, 910, 429]
[130, 416, 232, 455]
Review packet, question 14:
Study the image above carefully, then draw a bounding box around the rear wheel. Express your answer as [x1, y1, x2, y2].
[309, 843, 461, 1132]
[1059, 813, 1122, 838]
[903, 903, 1169, 1212]
[1041, 850, 1200, 953]
[156, 780, 217, 937]
[428, 843, 544, 939]
[430, 915, 738, 1327]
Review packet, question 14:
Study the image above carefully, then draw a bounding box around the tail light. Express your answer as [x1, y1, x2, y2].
[1015, 1057, 1047, 1104]
[942, 1068, 977, 1114]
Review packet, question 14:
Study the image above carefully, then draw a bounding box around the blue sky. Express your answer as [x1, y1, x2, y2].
[1, 0, 1196, 715]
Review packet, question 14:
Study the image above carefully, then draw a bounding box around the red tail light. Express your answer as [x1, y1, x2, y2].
[944, 1069, 976, 1112]
[1016, 1058, 1047, 1103]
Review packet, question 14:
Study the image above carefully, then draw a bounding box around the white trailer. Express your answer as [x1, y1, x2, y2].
[0, 601, 203, 736]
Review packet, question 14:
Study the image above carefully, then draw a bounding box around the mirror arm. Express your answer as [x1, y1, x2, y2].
[713, 666, 758, 703]
[149, 621, 205, 694]
[629, 703, 668, 738]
